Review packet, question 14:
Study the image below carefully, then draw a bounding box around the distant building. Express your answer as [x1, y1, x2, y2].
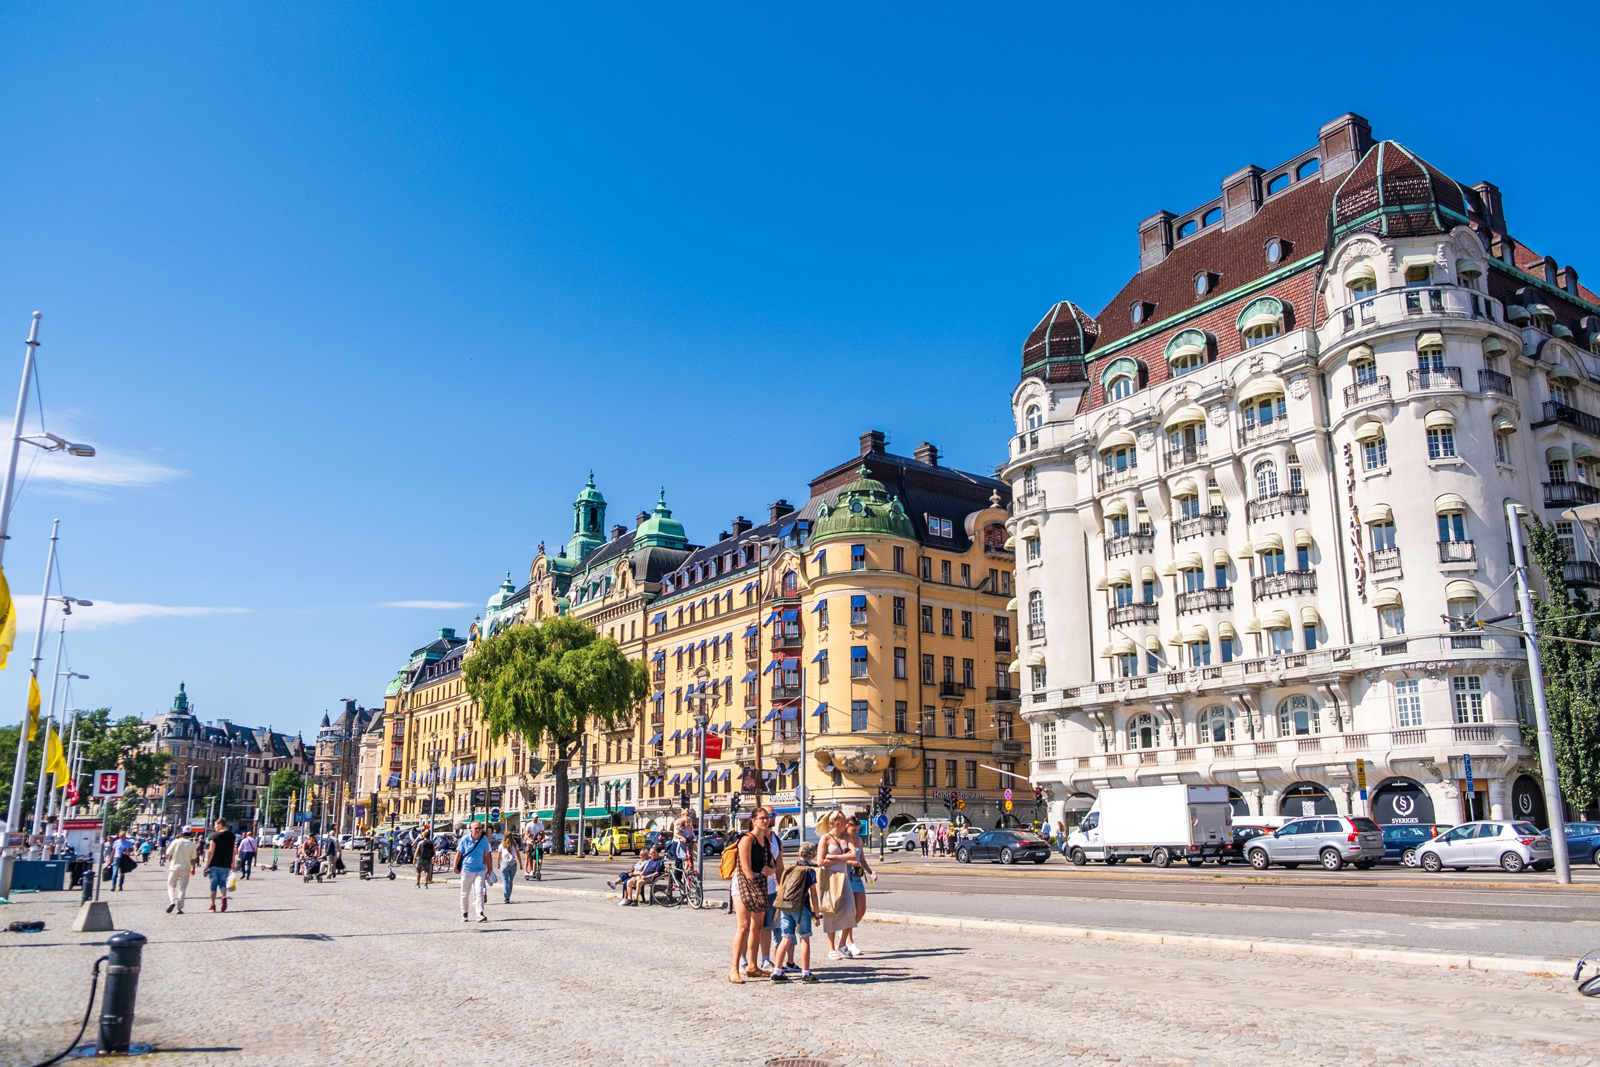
[312, 700, 377, 833]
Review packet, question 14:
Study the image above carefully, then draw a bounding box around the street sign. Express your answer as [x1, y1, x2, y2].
[93, 770, 126, 799]
[1004, 800, 1013, 811]
[489, 808, 501, 823]
[874, 814, 887, 830]
[703, 733, 724, 760]
[1003, 787, 1013, 800]
[1463, 753, 1475, 815]
[1356, 758, 1368, 802]
[956, 798, 965, 810]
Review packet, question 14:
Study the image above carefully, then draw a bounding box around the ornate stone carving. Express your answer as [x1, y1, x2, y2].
[1208, 405, 1229, 427]
[1288, 377, 1311, 401]
[1137, 431, 1156, 453]
[1074, 452, 1091, 472]
[1111, 408, 1128, 427]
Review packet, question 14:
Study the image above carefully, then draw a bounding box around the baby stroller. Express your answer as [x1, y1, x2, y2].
[302, 856, 323, 883]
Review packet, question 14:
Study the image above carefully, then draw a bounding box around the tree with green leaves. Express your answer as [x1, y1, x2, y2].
[1525, 516, 1600, 817]
[266, 767, 304, 827]
[463, 615, 647, 846]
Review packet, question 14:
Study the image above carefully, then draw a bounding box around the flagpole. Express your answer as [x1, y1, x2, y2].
[27, 613, 67, 847]
[0, 519, 59, 897]
[0, 314, 41, 570]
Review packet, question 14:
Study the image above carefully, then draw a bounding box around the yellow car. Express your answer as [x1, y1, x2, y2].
[592, 827, 642, 855]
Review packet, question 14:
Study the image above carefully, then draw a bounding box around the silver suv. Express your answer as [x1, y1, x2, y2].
[1245, 815, 1385, 871]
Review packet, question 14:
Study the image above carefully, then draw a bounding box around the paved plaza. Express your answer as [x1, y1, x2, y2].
[2, 860, 1598, 1067]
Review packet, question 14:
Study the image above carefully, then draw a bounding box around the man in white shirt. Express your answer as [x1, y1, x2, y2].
[165, 830, 200, 914]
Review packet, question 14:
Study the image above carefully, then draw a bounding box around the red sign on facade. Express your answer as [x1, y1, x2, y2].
[703, 733, 723, 760]
[93, 770, 126, 799]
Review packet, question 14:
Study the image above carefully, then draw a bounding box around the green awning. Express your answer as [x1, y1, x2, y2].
[535, 806, 624, 820]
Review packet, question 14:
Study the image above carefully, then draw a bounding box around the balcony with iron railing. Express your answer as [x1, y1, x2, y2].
[1342, 376, 1391, 407]
[986, 686, 1017, 703]
[938, 681, 965, 699]
[1478, 369, 1513, 396]
[1163, 442, 1207, 470]
[1332, 286, 1500, 339]
[1536, 401, 1600, 438]
[1252, 570, 1317, 599]
[745, 642, 760, 662]
[1014, 490, 1047, 512]
[1175, 588, 1233, 615]
[1438, 539, 1476, 564]
[1564, 560, 1600, 588]
[1407, 366, 1463, 393]
[1108, 602, 1160, 627]
[1545, 480, 1600, 507]
[1105, 532, 1155, 558]
[1245, 492, 1310, 523]
[771, 630, 804, 651]
[1369, 547, 1402, 575]
[1237, 420, 1290, 448]
[1172, 513, 1227, 542]
[1027, 622, 1046, 640]
[1097, 466, 1140, 492]
[770, 684, 801, 702]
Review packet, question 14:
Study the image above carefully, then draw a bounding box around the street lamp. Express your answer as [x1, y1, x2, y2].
[692, 670, 711, 909]
[739, 533, 783, 815]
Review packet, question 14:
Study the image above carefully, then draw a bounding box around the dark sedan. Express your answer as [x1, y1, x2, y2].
[1216, 826, 1269, 865]
[955, 830, 1051, 865]
[1380, 823, 1450, 866]
[1553, 822, 1600, 865]
[700, 831, 728, 857]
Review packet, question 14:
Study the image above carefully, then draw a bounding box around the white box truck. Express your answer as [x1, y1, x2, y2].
[1064, 785, 1233, 868]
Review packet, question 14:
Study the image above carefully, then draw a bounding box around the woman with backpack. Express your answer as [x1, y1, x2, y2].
[727, 805, 778, 984]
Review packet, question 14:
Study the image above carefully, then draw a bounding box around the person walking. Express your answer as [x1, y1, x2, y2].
[760, 827, 786, 972]
[728, 805, 776, 984]
[498, 832, 519, 904]
[918, 824, 929, 857]
[203, 819, 237, 913]
[109, 833, 135, 891]
[770, 841, 821, 983]
[139, 837, 154, 865]
[164, 829, 199, 914]
[817, 812, 857, 959]
[456, 820, 495, 923]
[415, 829, 435, 888]
[238, 831, 258, 880]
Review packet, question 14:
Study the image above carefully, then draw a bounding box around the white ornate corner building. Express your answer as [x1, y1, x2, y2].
[1003, 112, 1599, 830]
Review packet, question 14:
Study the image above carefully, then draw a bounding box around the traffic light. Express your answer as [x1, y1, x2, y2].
[876, 782, 892, 812]
[1034, 787, 1045, 805]
[729, 792, 742, 817]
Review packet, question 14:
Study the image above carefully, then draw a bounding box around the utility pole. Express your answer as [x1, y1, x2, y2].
[0, 520, 59, 895]
[184, 765, 196, 827]
[1508, 502, 1571, 883]
[577, 735, 588, 857]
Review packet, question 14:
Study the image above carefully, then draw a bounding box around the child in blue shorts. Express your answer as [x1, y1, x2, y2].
[771, 841, 820, 983]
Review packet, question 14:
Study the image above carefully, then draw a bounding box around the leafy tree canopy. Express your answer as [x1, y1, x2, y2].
[1526, 516, 1600, 815]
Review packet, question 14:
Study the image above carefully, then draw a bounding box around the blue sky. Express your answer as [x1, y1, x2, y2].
[0, 4, 1595, 738]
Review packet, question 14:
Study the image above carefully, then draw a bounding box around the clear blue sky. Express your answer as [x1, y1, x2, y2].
[0, 4, 1594, 739]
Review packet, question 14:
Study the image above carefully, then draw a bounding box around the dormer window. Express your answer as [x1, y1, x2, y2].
[1237, 296, 1286, 348]
[925, 515, 954, 538]
[1165, 329, 1209, 376]
[1106, 375, 1135, 400]
[1194, 272, 1215, 297]
[1264, 237, 1292, 265]
[1130, 301, 1154, 326]
[1025, 404, 1043, 430]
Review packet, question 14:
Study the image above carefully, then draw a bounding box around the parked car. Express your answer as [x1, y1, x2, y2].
[886, 820, 948, 852]
[1216, 826, 1270, 865]
[700, 831, 728, 857]
[1381, 824, 1450, 866]
[775, 826, 819, 848]
[1416, 821, 1553, 873]
[592, 827, 642, 855]
[955, 829, 1051, 865]
[1244, 815, 1385, 871]
[1551, 822, 1600, 865]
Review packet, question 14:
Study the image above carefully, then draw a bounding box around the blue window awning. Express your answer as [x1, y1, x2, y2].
[651, 612, 666, 625]
[720, 722, 734, 733]
[743, 625, 758, 637]
[811, 549, 826, 563]
[669, 773, 682, 784]
[810, 600, 826, 613]
[782, 608, 799, 621]
[851, 595, 866, 607]
[811, 650, 827, 663]
[779, 523, 795, 539]
[698, 639, 708, 649]
[720, 769, 732, 780]
[764, 610, 781, 624]
[648, 732, 663, 744]
[742, 670, 757, 682]
[669, 729, 683, 740]
[742, 582, 755, 593]
[762, 710, 781, 723]
[782, 657, 799, 670]
[812, 702, 828, 717]
[741, 717, 758, 729]
[672, 645, 683, 655]
[684, 683, 697, 695]
[723, 675, 732, 688]
[651, 649, 666, 661]
[672, 686, 682, 695]
[650, 692, 664, 703]
[763, 660, 780, 675]
[780, 707, 798, 722]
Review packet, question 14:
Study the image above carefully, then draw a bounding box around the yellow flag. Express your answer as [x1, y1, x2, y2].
[24, 675, 40, 741]
[0, 566, 14, 669]
[44, 726, 68, 781]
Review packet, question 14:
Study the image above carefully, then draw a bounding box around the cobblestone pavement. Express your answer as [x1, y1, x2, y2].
[2, 862, 1598, 1067]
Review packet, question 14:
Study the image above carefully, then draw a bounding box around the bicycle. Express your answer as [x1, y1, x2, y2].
[1574, 950, 1600, 996]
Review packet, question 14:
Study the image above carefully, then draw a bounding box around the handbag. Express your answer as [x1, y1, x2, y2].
[227, 871, 240, 891]
[817, 866, 850, 916]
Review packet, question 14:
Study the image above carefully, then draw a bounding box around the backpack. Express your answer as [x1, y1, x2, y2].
[718, 832, 746, 881]
[775, 863, 812, 912]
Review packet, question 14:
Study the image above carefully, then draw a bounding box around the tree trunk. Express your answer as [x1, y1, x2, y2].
[550, 739, 578, 850]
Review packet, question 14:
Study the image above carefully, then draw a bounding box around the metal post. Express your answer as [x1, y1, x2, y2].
[0, 518, 59, 897]
[695, 704, 707, 878]
[30, 616, 68, 836]
[94, 797, 108, 902]
[96, 931, 147, 1055]
[218, 756, 230, 828]
[0, 313, 41, 571]
[1508, 502, 1571, 883]
[798, 667, 808, 840]
[577, 736, 587, 856]
[184, 765, 195, 828]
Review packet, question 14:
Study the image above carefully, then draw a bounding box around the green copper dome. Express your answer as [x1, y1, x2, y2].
[812, 467, 916, 545]
[634, 489, 688, 549]
[575, 471, 605, 504]
[567, 472, 608, 562]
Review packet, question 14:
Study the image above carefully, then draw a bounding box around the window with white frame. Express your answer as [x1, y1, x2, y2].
[1030, 664, 1047, 690]
[1253, 459, 1279, 498]
[1129, 713, 1158, 749]
[1512, 676, 1532, 723]
[1199, 705, 1234, 743]
[1362, 433, 1387, 470]
[1495, 432, 1511, 465]
[1452, 676, 1484, 724]
[1277, 694, 1321, 736]
[1025, 404, 1043, 430]
[1028, 590, 1044, 627]
[1040, 720, 1057, 758]
[1427, 426, 1456, 459]
[1022, 467, 1038, 495]
[1394, 680, 1422, 728]
[1106, 375, 1135, 401]
[1379, 604, 1405, 636]
[1268, 626, 1294, 655]
[1556, 520, 1577, 561]
[1026, 535, 1041, 562]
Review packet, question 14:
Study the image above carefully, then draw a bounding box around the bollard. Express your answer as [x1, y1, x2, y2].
[96, 931, 147, 1055]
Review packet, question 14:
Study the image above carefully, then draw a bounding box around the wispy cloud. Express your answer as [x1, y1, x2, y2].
[27, 450, 184, 488]
[381, 600, 473, 610]
[12, 596, 250, 632]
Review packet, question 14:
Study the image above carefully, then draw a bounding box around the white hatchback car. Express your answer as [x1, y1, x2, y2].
[1415, 820, 1552, 873]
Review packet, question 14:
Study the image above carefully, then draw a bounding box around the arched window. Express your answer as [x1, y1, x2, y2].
[1175, 492, 1201, 520]
[1025, 404, 1043, 430]
[1199, 705, 1234, 743]
[1130, 713, 1158, 749]
[1277, 694, 1321, 737]
[782, 570, 798, 594]
[1253, 459, 1279, 499]
[1106, 375, 1134, 401]
[1266, 173, 1290, 196]
[1028, 590, 1044, 627]
[1177, 219, 1198, 240]
[1022, 467, 1038, 495]
[1237, 297, 1286, 348]
[1202, 207, 1222, 228]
